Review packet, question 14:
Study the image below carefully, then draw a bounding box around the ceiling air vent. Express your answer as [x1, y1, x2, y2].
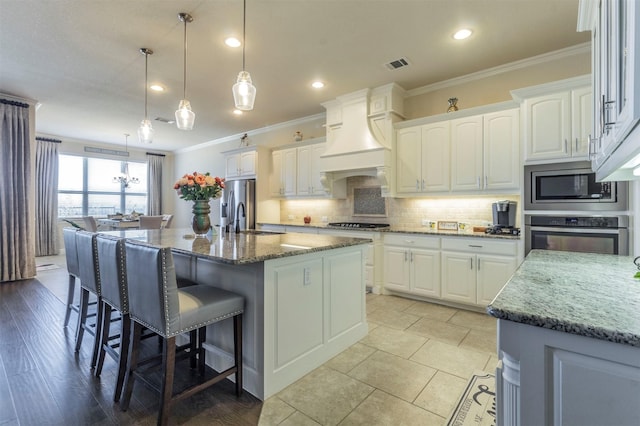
[384, 57, 409, 70]
[155, 117, 175, 124]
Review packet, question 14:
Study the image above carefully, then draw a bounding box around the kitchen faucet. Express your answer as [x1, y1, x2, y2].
[235, 202, 245, 233]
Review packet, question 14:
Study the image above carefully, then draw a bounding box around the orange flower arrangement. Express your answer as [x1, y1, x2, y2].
[173, 172, 225, 201]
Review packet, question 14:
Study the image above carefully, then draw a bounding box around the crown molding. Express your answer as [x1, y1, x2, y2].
[406, 43, 591, 98]
[176, 112, 326, 153]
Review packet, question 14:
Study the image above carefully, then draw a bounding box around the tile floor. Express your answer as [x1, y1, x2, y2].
[36, 254, 498, 425]
[258, 293, 498, 425]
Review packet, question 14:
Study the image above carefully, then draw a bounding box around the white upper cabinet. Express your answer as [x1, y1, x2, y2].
[270, 141, 325, 198]
[483, 109, 520, 190]
[513, 75, 592, 163]
[224, 147, 258, 179]
[579, 0, 640, 180]
[396, 122, 450, 193]
[270, 147, 296, 197]
[451, 115, 484, 191]
[296, 143, 325, 196]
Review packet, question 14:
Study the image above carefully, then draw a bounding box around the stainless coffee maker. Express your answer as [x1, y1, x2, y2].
[492, 200, 517, 228]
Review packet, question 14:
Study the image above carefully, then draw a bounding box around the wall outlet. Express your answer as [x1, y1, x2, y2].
[288, 214, 295, 220]
[421, 219, 429, 226]
[321, 216, 328, 223]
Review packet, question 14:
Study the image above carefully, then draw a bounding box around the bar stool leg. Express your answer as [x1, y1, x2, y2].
[64, 275, 76, 327]
[90, 298, 104, 368]
[197, 326, 206, 376]
[95, 302, 111, 376]
[114, 314, 131, 402]
[75, 288, 90, 352]
[159, 336, 177, 426]
[234, 314, 243, 397]
[121, 322, 142, 412]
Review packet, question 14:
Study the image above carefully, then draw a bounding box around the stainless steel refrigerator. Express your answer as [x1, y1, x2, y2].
[220, 179, 256, 232]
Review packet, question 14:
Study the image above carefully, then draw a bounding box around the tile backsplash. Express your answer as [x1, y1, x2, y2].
[280, 176, 521, 227]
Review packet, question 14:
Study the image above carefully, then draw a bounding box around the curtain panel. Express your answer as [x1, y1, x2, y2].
[35, 137, 60, 256]
[147, 153, 163, 215]
[0, 100, 35, 282]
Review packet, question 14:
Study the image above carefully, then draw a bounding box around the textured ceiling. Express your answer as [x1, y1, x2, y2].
[0, 0, 589, 152]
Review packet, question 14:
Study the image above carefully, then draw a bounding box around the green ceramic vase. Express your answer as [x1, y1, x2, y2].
[191, 200, 211, 236]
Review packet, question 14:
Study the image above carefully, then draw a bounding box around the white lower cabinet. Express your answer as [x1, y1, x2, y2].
[383, 234, 441, 298]
[441, 238, 518, 306]
[384, 234, 518, 307]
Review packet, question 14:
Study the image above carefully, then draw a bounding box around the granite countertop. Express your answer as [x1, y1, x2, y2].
[258, 222, 520, 240]
[102, 228, 371, 265]
[487, 250, 640, 347]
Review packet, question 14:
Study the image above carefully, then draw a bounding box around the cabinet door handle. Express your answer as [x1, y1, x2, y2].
[422, 179, 425, 190]
[564, 139, 568, 153]
[476, 176, 481, 188]
[484, 176, 488, 188]
[404, 251, 408, 262]
[575, 138, 579, 152]
[410, 252, 414, 262]
[478, 258, 481, 270]
[470, 258, 473, 269]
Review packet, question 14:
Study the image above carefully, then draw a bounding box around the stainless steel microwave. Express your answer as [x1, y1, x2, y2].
[524, 161, 628, 211]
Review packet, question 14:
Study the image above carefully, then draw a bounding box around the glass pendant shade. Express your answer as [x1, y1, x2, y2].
[138, 118, 154, 144]
[175, 99, 195, 130]
[232, 71, 256, 111]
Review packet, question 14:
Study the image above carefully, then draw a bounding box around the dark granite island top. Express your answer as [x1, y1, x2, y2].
[102, 227, 372, 265]
[487, 249, 640, 347]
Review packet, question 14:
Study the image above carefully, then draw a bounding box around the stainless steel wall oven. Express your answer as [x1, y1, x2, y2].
[525, 215, 629, 256]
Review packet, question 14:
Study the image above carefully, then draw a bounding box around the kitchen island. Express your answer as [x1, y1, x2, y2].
[487, 250, 640, 425]
[103, 228, 371, 400]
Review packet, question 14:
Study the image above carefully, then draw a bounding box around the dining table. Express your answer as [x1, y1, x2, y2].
[97, 217, 167, 230]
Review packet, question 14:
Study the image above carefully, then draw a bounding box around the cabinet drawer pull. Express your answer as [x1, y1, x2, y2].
[468, 244, 483, 248]
[404, 240, 415, 244]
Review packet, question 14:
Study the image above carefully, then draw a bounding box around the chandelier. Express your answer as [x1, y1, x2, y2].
[113, 133, 140, 188]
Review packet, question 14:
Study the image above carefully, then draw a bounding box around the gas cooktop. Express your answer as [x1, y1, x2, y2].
[327, 222, 390, 229]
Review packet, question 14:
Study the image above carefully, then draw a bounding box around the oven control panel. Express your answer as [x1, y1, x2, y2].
[526, 215, 626, 229]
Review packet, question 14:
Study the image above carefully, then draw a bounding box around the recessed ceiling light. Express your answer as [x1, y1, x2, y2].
[311, 81, 325, 89]
[150, 84, 164, 92]
[225, 37, 241, 48]
[453, 29, 472, 40]
[233, 109, 243, 115]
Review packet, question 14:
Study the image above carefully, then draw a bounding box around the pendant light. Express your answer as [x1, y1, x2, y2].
[232, 0, 256, 110]
[113, 134, 140, 188]
[175, 12, 195, 130]
[137, 48, 154, 144]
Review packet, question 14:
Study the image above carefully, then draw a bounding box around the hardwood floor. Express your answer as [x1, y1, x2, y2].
[0, 275, 263, 426]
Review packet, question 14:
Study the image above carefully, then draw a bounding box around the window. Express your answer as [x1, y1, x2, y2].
[58, 154, 148, 217]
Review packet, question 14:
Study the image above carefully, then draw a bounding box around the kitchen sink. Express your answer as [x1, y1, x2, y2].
[235, 229, 284, 235]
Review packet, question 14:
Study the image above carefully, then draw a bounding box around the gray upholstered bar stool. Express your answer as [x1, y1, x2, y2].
[120, 241, 244, 426]
[94, 234, 130, 402]
[75, 231, 103, 368]
[62, 228, 81, 327]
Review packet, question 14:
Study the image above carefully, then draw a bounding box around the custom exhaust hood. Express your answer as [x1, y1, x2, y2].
[319, 84, 405, 197]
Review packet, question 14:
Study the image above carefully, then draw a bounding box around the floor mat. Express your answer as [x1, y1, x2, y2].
[446, 372, 496, 426]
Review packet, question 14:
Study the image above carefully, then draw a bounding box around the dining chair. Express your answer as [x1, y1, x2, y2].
[83, 216, 98, 232]
[162, 214, 173, 229]
[138, 215, 164, 230]
[75, 230, 103, 368]
[94, 234, 130, 402]
[120, 240, 244, 426]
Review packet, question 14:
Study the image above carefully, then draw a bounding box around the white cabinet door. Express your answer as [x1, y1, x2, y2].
[483, 109, 519, 190]
[571, 86, 592, 159]
[383, 246, 409, 292]
[282, 148, 297, 196]
[441, 252, 476, 304]
[240, 150, 257, 177]
[396, 127, 422, 193]
[310, 143, 325, 195]
[451, 115, 483, 191]
[410, 248, 441, 298]
[524, 92, 572, 161]
[422, 122, 450, 192]
[476, 254, 517, 305]
[270, 150, 283, 197]
[296, 145, 312, 195]
[225, 153, 240, 178]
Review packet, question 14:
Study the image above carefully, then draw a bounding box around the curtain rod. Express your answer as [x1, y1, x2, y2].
[0, 99, 29, 108]
[146, 152, 166, 157]
[36, 137, 62, 143]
